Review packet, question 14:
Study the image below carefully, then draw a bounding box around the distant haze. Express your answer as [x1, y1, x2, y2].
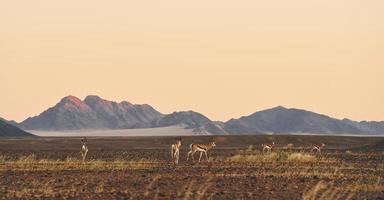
[1, 0, 383, 122]
[29, 126, 197, 137]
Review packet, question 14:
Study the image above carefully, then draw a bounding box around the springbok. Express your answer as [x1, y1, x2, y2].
[171, 137, 182, 164]
[187, 141, 216, 162]
[262, 142, 275, 153]
[310, 143, 325, 154]
[80, 137, 88, 163]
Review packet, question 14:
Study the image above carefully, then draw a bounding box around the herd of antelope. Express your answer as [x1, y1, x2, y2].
[79, 137, 326, 164]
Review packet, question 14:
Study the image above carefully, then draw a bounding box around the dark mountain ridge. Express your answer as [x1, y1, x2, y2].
[0, 118, 35, 137]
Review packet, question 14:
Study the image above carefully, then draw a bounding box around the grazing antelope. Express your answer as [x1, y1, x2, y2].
[262, 142, 275, 153]
[310, 143, 325, 154]
[80, 137, 88, 163]
[171, 137, 182, 164]
[187, 142, 216, 162]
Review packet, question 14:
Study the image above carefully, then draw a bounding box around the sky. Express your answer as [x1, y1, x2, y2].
[0, 0, 383, 122]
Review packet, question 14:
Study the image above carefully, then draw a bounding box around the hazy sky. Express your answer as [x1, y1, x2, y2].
[1, 0, 383, 122]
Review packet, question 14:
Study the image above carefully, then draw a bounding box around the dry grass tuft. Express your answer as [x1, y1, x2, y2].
[228, 152, 279, 162]
[65, 156, 80, 163]
[0, 154, 160, 171]
[287, 153, 316, 162]
[228, 152, 328, 163]
[284, 143, 294, 150]
[0, 155, 9, 164]
[17, 154, 37, 163]
[345, 150, 353, 155]
[246, 145, 254, 152]
[302, 181, 329, 200]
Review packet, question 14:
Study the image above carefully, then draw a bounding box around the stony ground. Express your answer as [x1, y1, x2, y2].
[0, 135, 383, 199]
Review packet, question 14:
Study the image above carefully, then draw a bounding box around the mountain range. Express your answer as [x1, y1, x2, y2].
[224, 106, 384, 135]
[6, 95, 384, 135]
[20, 95, 163, 130]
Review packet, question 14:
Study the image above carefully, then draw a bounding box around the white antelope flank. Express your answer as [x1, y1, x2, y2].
[187, 142, 216, 162]
[310, 143, 325, 154]
[171, 137, 182, 164]
[262, 141, 275, 153]
[80, 137, 89, 163]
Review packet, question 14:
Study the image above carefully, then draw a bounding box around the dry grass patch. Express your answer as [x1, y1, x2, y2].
[228, 152, 335, 163]
[17, 154, 38, 163]
[0, 154, 160, 171]
[228, 153, 279, 162]
[284, 143, 294, 151]
[0, 154, 9, 164]
[287, 153, 316, 162]
[302, 179, 384, 200]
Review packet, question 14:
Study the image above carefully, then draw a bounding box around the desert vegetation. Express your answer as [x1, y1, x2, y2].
[0, 135, 383, 199]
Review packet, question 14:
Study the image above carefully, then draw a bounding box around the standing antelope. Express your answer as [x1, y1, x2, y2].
[187, 141, 216, 162]
[80, 137, 88, 163]
[310, 143, 325, 154]
[262, 142, 275, 153]
[171, 137, 182, 164]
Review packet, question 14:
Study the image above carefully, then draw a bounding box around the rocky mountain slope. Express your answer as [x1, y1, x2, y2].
[12, 96, 384, 135]
[20, 95, 163, 130]
[224, 106, 384, 134]
[0, 118, 35, 137]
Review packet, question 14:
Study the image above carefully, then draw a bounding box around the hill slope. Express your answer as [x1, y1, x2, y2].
[20, 95, 163, 130]
[0, 118, 34, 137]
[154, 111, 227, 134]
[224, 106, 384, 134]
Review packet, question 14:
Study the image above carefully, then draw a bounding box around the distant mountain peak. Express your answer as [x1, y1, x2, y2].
[60, 95, 82, 103]
[270, 105, 287, 110]
[20, 95, 164, 130]
[120, 101, 133, 106]
[155, 110, 212, 129]
[172, 110, 199, 115]
[84, 95, 102, 101]
[83, 95, 118, 111]
[224, 106, 384, 135]
[59, 95, 90, 111]
[83, 95, 104, 105]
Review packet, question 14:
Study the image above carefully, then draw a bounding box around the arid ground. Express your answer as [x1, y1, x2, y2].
[0, 135, 383, 199]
